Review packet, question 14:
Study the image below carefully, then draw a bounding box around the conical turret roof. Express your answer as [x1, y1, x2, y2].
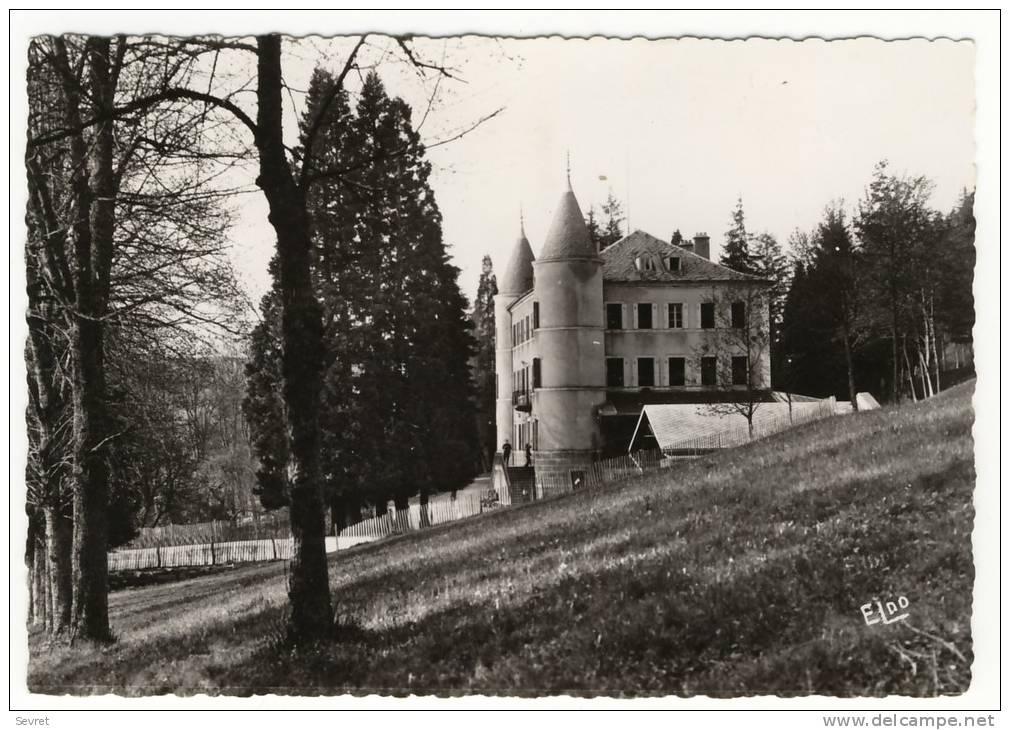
[538, 184, 596, 261]
[500, 225, 535, 296]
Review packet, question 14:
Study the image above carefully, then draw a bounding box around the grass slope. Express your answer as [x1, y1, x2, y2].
[28, 382, 976, 697]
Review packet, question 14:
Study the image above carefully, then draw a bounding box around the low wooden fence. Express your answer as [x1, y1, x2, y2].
[108, 537, 302, 572]
[336, 494, 486, 542]
[128, 511, 291, 549]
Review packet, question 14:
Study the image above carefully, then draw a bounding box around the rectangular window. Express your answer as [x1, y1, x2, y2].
[533, 301, 540, 329]
[701, 356, 717, 386]
[606, 302, 623, 330]
[668, 303, 684, 329]
[669, 357, 686, 386]
[701, 302, 715, 329]
[606, 357, 624, 387]
[637, 357, 655, 387]
[637, 302, 653, 329]
[732, 356, 748, 386]
[513, 323, 518, 345]
[731, 301, 746, 328]
[525, 316, 531, 340]
[666, 256, 681, 273]
[532, 358, 541, 389]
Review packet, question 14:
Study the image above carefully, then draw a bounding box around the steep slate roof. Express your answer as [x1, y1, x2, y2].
[601, 230, 765, 283]
[499, 227, 536, 295]
[537, 186, 597, 261]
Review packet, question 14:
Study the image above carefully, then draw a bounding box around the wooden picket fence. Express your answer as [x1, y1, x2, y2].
[336, 493, 486, 542]
[108, 537, 302, 572]
[128, 511, 291, 548]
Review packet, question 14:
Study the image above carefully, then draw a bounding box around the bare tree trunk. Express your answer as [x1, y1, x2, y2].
[34, 534, 50, 630]
[891, 318, 900, 404]
[43, 504, 72, 635]
[902, 338, 918, 403]
[254, 35, 332, 643]
[58, 36, 115, 643]
[393, 494, 411, 532]
[929, 296, 941, 394]
[918, 347, 933, 398]
[419, 489, 431, 528]
[842, 320, 858, 411]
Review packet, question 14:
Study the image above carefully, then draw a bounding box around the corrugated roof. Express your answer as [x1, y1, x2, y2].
[537, 188, 596, 261]
[601, 230, 765, 283]
[500, 228, 535, 295]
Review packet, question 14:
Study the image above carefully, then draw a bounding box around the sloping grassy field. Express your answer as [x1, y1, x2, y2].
[28, 382, 975, 697]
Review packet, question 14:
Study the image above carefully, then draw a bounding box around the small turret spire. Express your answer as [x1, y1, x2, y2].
[565, 150, 572, 190]
[520, 203, 525, 235]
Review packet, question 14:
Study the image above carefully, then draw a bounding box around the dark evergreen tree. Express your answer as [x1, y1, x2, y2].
[935, 190, 975, 376]
[600, 192, 626, 246]
[751, 232, 790, 386]
[585, 208, 602, 252]
[242, 276, 289, 511]
[472, 255, 498, 469]
[670, 229, 684, 246]
[855, 161, 935, 402]
[244, 69, 477, 529]
[585, 193, 625, 251]
[721, 196, 755, 274]
[809, 206, 864, 406]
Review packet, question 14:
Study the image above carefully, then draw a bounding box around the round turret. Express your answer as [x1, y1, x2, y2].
[495, 224, 535, 462]
[530, 182, 606, 485]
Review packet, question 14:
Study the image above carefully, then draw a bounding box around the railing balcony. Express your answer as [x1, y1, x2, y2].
[512, 389, 532, 412]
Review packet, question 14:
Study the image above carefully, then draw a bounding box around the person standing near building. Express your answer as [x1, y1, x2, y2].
[525, 443, 533, 467]
[502, 440, 512, 465]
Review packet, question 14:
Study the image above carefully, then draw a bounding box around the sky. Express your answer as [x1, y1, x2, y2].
[215, 35, 976, 308]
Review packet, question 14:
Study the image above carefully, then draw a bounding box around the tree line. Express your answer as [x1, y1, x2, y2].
[714, 162, 974, 407]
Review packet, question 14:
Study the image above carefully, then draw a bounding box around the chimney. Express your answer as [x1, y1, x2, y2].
[693, 232, 710, 260]
[681, 240, 695, 254]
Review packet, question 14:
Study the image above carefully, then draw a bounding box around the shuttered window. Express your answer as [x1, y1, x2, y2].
[668, 303, 683, 328]
[731, 301, 746, 328]
[701, 302, 715, 329]
[637, 357, 655, 387]
[606, 358, 624, 387]
[669, 357, 686, 386]
[701, 356, 717, 386]
[606, 303, 623, 330]
[637, 303, 653, 329]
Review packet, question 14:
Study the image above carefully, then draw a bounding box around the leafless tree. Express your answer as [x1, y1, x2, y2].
[26, 34, 248, 641]
[694, 283, 773, 439]
[27, 32, 501, 643]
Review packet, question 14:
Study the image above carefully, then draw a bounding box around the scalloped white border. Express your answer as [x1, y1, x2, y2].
[5, 8, 1000, 719]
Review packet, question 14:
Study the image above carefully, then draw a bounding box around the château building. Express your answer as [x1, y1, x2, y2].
[494, 177, 772, 496]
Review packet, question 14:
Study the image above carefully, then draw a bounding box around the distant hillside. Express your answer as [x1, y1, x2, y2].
[29, 382, 975, 697]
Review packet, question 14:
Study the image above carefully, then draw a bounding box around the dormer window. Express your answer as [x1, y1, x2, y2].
[634, 254, 656, 272]
[666, 256, 681, 272]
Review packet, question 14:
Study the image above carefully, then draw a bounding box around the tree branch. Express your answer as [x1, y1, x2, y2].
[29, 86, 259, 149]
[297, 35, 367, 191]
